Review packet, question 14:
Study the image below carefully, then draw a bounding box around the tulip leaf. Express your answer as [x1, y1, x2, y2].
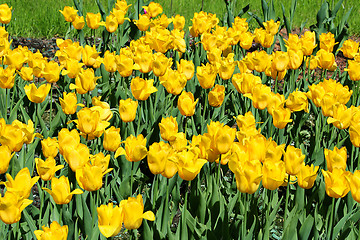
[299, 215, 314, 240]
[8, 94, 25, 123]
[23, 209, 37, 239]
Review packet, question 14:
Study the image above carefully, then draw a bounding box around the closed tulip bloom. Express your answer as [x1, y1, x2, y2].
[103, 51, 117, 73]
[316, 49, 335, 70]
[232, 73, 262, 94]
[196, 63, 217, 89]
[208, 84, 225, 108]
[60, 92, 80, 115]
[346, 170, 360, 203]
[63, 143, 90, 172]
[175, 148, 207, 181]
[131, 77, 158, 101]
[0, 4, 12, 24]
[272, 51, 289, 72]
[147, 141, 172, 175]
[345, 60, 360, 81]
[0, 66, 16, 89]
[0, 145, 13, 174]
[350, 123, 360, 147]
[119, 98, 138, 122]
[75, 107, 100, 135]
[152, 52, 172, 77]
[206, 121, 236, 155]
[1, 167, 39, 199]
[246, 83, 272, 110]
[4, 48, 28, 70]
[233, 160, 262, 194]
[286, 90, 309, 112]
[270, 106, 293, 129]
[43, 176, 83, 204]
[18, 67, 33, 81]
[143, 2, 163, 18]
[173, 14, 185, 30]
[116, 134, 147, 162]
[252, 50, 271, 73]
[264, 19, 280, 35]
[41, 137, 59, 158]
[297, 164, 318, 189]
[218, 53, 236, 80]
[319, 32, 337, 53]
[133, 49, 153, 73]
[61, 58, 84, 79]
[287, 49, 303, 70]
[76, 164, 112, 191]
[178, 91, 198, 116]
[262, 160, 286, 190]
[0, 191, 32, 224]
[322, 168, 350, 198]
[235, 111, 256, 130]
[324, 146, 347, 172]
[72, 15, 85, 30]
[34, 221, 68, 240]
[178, 59, 194, 80]
[0, 124, 25, 152]
[159, 116, 178, 141]
[86, 12, 105, 29]
[120, 194, 155, 230]
[300, 31, 317, 55]
[71, 68, 100, 94]
[82, 45, 100, 67]
[284, 145, 305, 175]
[239, 31, 254, 50]
[115, 53, 134, 77]
[58, 128, 80, 155]
[103, 127, 121, 152]
[97, 203, 123, 238]
[105, 13, 118, 33]
[41, 61, 63, 83]
[35, 157, 64, 181]
[24, 83, 51, 103]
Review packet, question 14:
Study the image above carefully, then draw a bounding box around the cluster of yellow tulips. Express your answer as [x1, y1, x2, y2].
[1, 0, 360, 238]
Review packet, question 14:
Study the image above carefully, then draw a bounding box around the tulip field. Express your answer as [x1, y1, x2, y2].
[1, 0, 360, 239]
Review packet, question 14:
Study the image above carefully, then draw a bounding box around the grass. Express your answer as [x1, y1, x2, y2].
[2, 0, 360, 38]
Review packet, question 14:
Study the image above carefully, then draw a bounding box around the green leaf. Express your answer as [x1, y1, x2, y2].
[299, 215, 314, 240]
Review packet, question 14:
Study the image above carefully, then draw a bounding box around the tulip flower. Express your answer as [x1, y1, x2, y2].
[0, 145, 13, 174]
[152, 52, 172, 77]
[286, 90, 309, 112]
[115, 54, 134, 78]
[115, 134, 147, 162]
[133, 48, 153, 74]
[4, 48, 27, 70]
[63, 143, 90, 172]
[74, 107, 101, 135]
[0, 4, 12, 24]
[324, 146, 347, 172]
[35, 157, 64, 181]
[262, 160, 286, 190]
[41, 137, 59, 158]
[91, 152, 111, 173]
[130, 77, 158, 101]
[177, 59, 194, 80]
[170, 132, 188, 152]
[208, 84, 225, 108]
[159, 68, 187, 95]
[265, 141, 285, 163]
[61, 58, 84, 79]
[86, 12, 105, 29]
[322, 168, 350, 198]
[196, 63, 217, 89]
[103, 126, 121, 152]
[345, 60, 360, 81]
[350, 122, 360, 147]
[284, 145, 305, 175]
[218, 53, 236, 80]
[43, 176, 83, 205]
[76, 164, 112, 191]
[1, 167, 39, 199]
[58, 128, 80, 155]
[232, 160, 262, 194]
[92, 97, 113, 121]
[82, 45, 101, 67]
[339, 39, 359, 59]
[0, 191, 32, 224]
[316, 49, 335, 70]
[147, 141, 173, 175]
[24, 83, 51, 103]
[134, 14, 151, 31]
[270, 106, 293, 129]
[0, 66, 16, 89]
[59, 92, 81, 115]
[297, 164, 319, 189]
[120, 194, 155, 230]
[70, 68, 100, 94]
[59, 6, 78, 22]
[232, 73, 262, 94]
[346, 170, 360, 203]
[300, 31, 317, 55]
[143, 2, 163, 18]
[72, 15, 85, 30]
[34, 221, 68, 240]
[97, 203, 123, 238]
[173, 14, 185, 30]
[159, 116, 178, 141]
[264, 19, 280, 35]
[41, 61, 63, 83]
[327, 104, 355, 129]
[319, 32, 337, 53]
[119, 98, 138, 122]
[0, 124, 25, 152]
[174, 148, 207, 181]
[106, 13, 118, 33]
[18, 67, 34, 81]
[245, 83, 272, 110]
[112, 8, 128, 25]
[178, 91, 198, 117]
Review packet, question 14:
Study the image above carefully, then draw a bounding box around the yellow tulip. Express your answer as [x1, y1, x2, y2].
[1, 167, 39, 199]
[91, 152, 111, 173]
[70, 68, 100, 94]
[196, 63, 217, 89]
[86, 12, 105, 29]
[0, 66, 16, 89]
[76, 164, 112, 191]
[72, 15, 85, 30]
[300, 31, 317, 56]
[322, 168, 350, 198]
[115, 134, 147, 162]
[340, 39, 359, 59]
[286, 90, 309, 112]
[134, 14, 151, 31]
[284, 145, 305, 175]
[350, 122, 360, 147]
[59, 92, 80, 115]
[160, 68, 187, 95]
[239, 31, 254, 50]
[0, 4, 12, 24]
[252, 50, 271, 73]
[346, 170, 360, 203]
[35, 157, 64, 181]
[106, 13, 118, 33]
[0, 145, 13, 174]
[4, 48, 27, 70]
[173, 14, 185, 30]
[112, 8, 128, 25]
[177, 59, 194, 80]
[61, 58, 84, 78]
[62, 143, 90, 172]
[34, 221, 68, 240]
[97, 203, 123, 238]
[42, 61, 63, 83]
[43, 176, 83, 205]
[0, 191, 32, 224]
[115, 53, 134, 77]
[103, 126, 121, 152]
[345, 60, 360, 81]
[120, 194, 155, 230]
[174, 148, 207, 181]
[59, 6, 78, 22]
[143, 2, 163, 18]
[0, 124, 25, 152]
[178, 91, 198, 117]
[208, 84, 225, 108]
[74, 107, 100, 135]
[147, 141, 173, 175]
[218, 53, 236, 80]
[297, 164, 318, 189]
[316, 49, 335, 70]
[159, 116, 178, 141]
[270, 106, 293, 129]
[264, 19, 280, 35]
[319, 32, 337, 53]
[262, 160, 286, 190]
[82, 45, 101, 67]
[232, 159, 262, 194]
[119, 98, 138, 122]
[232, 73, 262, 94]
[58, 128, 80, 155]
[152, 52, 172, 77]
[246, 83, 272, 110]
[131, 77, 158, 101]
[324, 146, 347, 172]
[41, 137, 59, 158]
[18, 66, 33, 81]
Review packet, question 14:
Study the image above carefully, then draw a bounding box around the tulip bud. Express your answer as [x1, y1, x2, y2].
[119, 98, 138, 122]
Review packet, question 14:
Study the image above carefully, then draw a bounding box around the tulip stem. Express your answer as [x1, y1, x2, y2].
[4, 88, 8, 123]
[49, 84, 53, 132]
[130, 161, 134, 196]
[38, 181, 44, 229]
[216, 160, 221, 186]
[328, 197, 335, 239]
[283, 174, 291, 235]
[242, 193, 248, 238]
